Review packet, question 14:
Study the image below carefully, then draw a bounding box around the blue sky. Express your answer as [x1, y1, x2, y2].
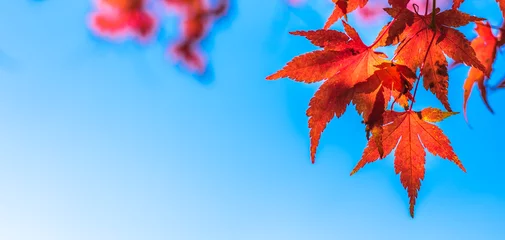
[0, 0, 504, 239]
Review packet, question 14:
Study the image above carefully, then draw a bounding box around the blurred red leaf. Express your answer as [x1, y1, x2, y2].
[89, 0, 156, 41]
[165, 0, 228, 73]
[462, 22, 499, 121]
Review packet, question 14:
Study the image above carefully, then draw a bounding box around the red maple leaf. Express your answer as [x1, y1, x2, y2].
[89, 0, 156, 41]
[354, 62, 416, 140]
[324, 0, 369, 29]
[351, 108, 465, 217]
[266, 22, 419, 163]
[377, 7, 486, 111]
[267, 22, 386, 163]
[461, 22, 499, 121]
[165, 0, 228, 74]
[267, 0, 505, 218]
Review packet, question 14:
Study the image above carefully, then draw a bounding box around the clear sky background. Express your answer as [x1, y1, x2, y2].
[0, 0, 504, 239]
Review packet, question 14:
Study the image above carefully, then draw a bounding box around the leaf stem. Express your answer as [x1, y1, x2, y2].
[424, 0, 429, 16]
[430, 0, 436, 29]
[410, 30, 437, 111]
[408, 0, 437, 111]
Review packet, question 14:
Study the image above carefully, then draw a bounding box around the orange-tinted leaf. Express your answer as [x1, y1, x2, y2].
[463, 22, 498, 121]
[290, 30, 350, 50]
[418, 107, 458, 122]
[374, 7, 414, 47]
[355, 62, 416, 127]
[324, 0, 369, 29]
[267, 22, 382, 85]
[267, 51, 351, 83]
[267, 22, 387, 163]
[351, 108, 464, 217]
[353, 62, 416, 156]
[436, 9, 483, 27]
[379, 7, 485, 111]
[306, 80, 355, 163]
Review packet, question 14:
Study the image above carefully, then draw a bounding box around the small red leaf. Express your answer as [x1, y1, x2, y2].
[351, 108, 463, 217]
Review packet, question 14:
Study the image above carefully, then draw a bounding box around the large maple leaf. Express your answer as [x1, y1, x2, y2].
[351, 108, 465, 217]
[324, 0, 369, 29]
[89, 0, 156, 40]
[461, 22, 499, 121]
[267, 22, 386, 163]
[266, 22, 418, 163]
[165, 0, 228, 73]
[377, 7, 486, 111]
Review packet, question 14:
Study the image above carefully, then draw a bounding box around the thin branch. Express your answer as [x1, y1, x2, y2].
[424, 0, 429, 16]
[410, 31, 437, 111]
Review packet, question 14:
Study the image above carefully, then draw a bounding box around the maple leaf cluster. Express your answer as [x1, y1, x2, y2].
[88, 0, 228, 73]
[268, 0, 505, 217]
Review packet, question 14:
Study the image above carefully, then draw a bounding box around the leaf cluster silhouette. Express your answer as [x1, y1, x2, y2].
[268, 0, 505, 217]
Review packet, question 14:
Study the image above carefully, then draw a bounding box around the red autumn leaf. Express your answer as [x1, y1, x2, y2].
[165, 0, 228, 73]
[351, 108, 465, 217]
[267, 22, 389, 163]
[354, 62, 416, 138]
[324, 0, 369, 29]
[462, 22, 498, 121]
[377, 7, 486, 111]
[89, 0, 156, 41]
[268, 0, 505, 218]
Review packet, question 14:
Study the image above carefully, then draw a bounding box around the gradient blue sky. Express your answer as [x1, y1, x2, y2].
[0, 0, 504, 239]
